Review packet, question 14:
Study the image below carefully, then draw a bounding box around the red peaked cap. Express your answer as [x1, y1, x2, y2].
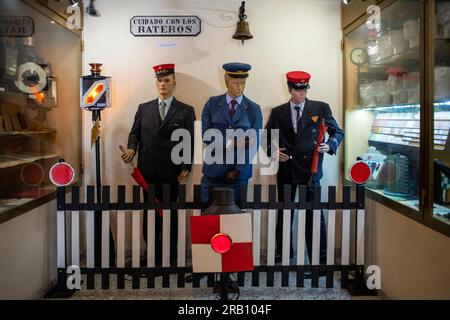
[286, 71, 311, 89]
[153, 63, 175, 76]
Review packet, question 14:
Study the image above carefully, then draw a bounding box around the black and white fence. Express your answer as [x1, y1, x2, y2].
[55, 184, 366, 294]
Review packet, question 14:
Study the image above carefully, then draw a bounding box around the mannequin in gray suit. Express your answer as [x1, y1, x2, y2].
[122, 64, 195, 267]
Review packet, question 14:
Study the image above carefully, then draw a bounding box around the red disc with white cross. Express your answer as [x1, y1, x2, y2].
[190, 214, 253, 273]
[349, 160, 371, 185]
[49, 160, 75, 186]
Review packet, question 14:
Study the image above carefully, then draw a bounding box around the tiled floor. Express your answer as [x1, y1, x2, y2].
[65, 272, 379, 300]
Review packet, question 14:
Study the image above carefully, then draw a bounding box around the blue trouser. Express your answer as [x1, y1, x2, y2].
[200, 175, 248, 208]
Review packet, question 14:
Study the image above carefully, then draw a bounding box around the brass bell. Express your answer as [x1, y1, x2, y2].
[233, 21, 253, 44]
[232, 1, 253, 45]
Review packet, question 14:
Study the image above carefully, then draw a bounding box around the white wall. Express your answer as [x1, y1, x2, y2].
[81, 0, 343, 254]
[81, 0, 343, 196]
[0, 201, 57, 299]
[366, 199, 450, 299]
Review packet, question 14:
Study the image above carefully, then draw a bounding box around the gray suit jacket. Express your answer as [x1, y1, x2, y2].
[127, 97, 195, 180]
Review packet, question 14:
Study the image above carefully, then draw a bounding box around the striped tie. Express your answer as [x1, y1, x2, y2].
[294, 105, 301, 122]
[159, 101, 167, 120]
[230, 99, 237, 118]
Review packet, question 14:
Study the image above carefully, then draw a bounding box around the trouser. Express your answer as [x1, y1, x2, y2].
[200, 175, 248, 208]
[276, 174, 327, 264]
[142, 176, 179, 267]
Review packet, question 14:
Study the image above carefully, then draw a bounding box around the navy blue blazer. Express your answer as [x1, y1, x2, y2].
[201, 94, 263, 180]
[265, 98, 344, 184]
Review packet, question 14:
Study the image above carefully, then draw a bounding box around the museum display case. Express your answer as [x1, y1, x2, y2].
[0, 0, 82, 221]
[343, 0, 450, 236]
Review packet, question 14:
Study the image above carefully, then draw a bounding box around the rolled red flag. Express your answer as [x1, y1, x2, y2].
[311, 120, 328, 174]
[120, 145, 163, 216]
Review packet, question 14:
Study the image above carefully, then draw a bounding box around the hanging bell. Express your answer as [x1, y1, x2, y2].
[232, 20, 253, 44]
[233, 1, 253, 45]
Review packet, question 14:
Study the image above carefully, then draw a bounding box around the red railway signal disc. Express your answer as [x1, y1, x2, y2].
[49, 161, 75, 186]
[349, 161, 371, 185]
[210, 233, 233, 254]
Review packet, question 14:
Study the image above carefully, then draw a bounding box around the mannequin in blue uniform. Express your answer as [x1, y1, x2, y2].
[200, 62, 263, 206]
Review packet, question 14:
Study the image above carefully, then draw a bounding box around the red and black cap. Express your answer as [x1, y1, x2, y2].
[153, 63, 175, 77]
[286, 71, 311, 89]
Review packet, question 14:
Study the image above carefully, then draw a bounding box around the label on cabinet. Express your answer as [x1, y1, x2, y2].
[0, 16, 34, 37]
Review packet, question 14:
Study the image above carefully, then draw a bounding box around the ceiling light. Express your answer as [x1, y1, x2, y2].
[69, 0, 80, 7]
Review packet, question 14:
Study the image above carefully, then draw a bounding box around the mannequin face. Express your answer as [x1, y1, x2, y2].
[289, 87, 307, 104]
[225, 75, 246, 98]
[156, 74, 176, 98]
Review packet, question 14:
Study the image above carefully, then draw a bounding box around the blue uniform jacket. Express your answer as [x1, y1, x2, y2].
[201, 94, 263, 180]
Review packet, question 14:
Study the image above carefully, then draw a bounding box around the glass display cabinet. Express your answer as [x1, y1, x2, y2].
[432, 0, 450, 230]
[0, 0, 82, 221]
[343, 0, 450, 236]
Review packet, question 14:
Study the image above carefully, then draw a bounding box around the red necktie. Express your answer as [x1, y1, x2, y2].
[230, 99, 237, 118]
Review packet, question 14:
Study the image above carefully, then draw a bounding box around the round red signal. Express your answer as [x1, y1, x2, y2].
[349, 161, 371, 185]
[49, 161, 75, 187]
[210, 233, 233, 254]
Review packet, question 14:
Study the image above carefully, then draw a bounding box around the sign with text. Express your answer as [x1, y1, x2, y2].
[130, 16, 201, 37]
[0, 16, 34, 37]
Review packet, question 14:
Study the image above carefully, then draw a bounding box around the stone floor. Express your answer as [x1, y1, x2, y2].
[66, 272, 379, 300]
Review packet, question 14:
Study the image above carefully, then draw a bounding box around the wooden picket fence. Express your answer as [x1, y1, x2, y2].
[55, 184, 366, 295]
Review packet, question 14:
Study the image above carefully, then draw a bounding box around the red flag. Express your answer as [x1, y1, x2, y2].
[311, 120, 328, 174]
[120, 145, 163, 216]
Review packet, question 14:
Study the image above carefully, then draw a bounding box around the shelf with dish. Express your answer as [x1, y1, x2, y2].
[368, 135, 447, 150]
[0, 152, 59, 169]
[365, 38, 449, 69]
[0, 105, 57, 137]
[0, 90, 28, 100]
[369, 135, 420, 148]
[0, 184, 57, 214]
[354, 40, 450, 111]
[434, 210, 450, 223]
[366, 107, 449, 150]
[0, 129, 56, 137]
[366, 44, 419, 68]
[358, 99, 450, 112]
[353, 39, 450, 112]
[354, 64, 420, 111]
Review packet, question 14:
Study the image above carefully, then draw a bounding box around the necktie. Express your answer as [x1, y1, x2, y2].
[230, 99, 237, 118]
[159, 101, 167, 120]
[294, 105, 303, 123]
[294, 105, 302, 122]
[294, 105, 303, 133]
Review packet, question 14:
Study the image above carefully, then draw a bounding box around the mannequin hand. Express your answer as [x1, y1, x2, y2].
[317, 143, 330, 154]
[279, 148, 290, 162]
[121, 148, 136, 163]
